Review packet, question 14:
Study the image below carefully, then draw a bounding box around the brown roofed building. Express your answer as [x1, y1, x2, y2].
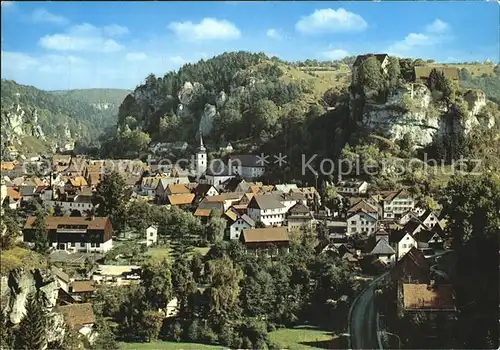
[240, 227, 289, 254]
[166, 193, 195, 207]
[166, 183, 191, 195]
[56, 303, 95, 333]
[23, 216, 114, 253]
[402, 284, 455, 311]
[391, 247, 430, 284]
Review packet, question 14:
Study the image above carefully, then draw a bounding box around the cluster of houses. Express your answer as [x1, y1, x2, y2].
[1, 132, 453, 340]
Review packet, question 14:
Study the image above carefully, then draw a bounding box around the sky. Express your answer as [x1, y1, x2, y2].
[1, 1, 499, 90]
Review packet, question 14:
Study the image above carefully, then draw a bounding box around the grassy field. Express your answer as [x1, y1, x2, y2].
[278, 64, 350, 100]
[269, 326, 347, 349]
[434, 63, 495, 77]
[146, 245, 210, 262]
[118, 327, 345, 350]
[119, 341, 224, 349]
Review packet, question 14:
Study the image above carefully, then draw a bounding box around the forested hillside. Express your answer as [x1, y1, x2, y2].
[1, 80, 121, 154]
[50, 88, 130, 111]
[103, 51, 350, 161]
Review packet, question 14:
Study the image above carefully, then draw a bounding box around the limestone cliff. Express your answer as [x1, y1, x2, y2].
[1, 268, 66, 347]
[352, 83, 493, 148]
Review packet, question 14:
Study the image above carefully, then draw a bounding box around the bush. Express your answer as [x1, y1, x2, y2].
[186, 320, 201, 342]
[217, 326, 235, 347]
[199, 323, 217, 344]
[167, 322, 183, 342]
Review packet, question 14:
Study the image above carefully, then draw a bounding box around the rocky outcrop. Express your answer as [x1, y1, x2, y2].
[199, 104, 216, 136]
[1, 268, 66, 346]
[1, 104, 46, 142]
[354, 83, 492, 148]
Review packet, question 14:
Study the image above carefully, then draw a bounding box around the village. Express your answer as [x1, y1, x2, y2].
[0, 122, 456, 347]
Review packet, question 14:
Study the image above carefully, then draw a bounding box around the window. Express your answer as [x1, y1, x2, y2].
[402, 244, 406, 248]
[70, 242, 75, 247]
[96, 243, 100, 248]
[91, 242, 96, 247]
[150, 232, 154, 237]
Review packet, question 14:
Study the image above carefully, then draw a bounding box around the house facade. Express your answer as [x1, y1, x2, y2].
[346, 211, 378, 236]
[395, 232, 418, 260]
[382, 189, 415, 219]
[336, 180, 368, 195]
[23, 216, 114, 253]
[228, 214, 255, 240]
[228, 155, 265, 180]
[247, 195, 287, 227]
[240, 227, 290, 254]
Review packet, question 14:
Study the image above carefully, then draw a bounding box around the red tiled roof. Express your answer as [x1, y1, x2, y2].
[403, 284, 455, 310]
[57, 303, 95, 329]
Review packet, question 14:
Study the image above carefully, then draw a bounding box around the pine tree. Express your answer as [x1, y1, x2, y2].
[15, 292, 47, 350]
[33, 211, 50, 254]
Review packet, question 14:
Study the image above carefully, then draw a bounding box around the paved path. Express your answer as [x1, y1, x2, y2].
[349, 273, 388, 350]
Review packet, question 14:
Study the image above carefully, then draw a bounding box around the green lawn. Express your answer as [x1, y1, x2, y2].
[119, 341, 224, 349]
[269, 326, 347, 349]
[146, 246, 210, 262]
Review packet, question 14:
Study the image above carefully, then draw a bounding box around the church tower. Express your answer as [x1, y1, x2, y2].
[195, 129, 207, 177]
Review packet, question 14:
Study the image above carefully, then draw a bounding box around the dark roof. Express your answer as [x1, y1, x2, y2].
[239, 214, 255, 227]
[193, 183, 217, 196]
[197, 199, 224, 212]
[223, 176, 245, 192]
[229, 155, 265, 168]
[288, 202, 310, 214]
[24, 216, 111, 230]
[370, 237, 396, 256]
[348, 200, 378, 213]
[403, 220, 423, 234]
[353, 54, 389, 67]
[413, 230, 440, 243]
[248, 194, 285, 210]
[383, 189, 411, 202]
[389, 230, 407, 244]
[241, 227, 289, 243]
[19, 185, 36, 196]
[391, 247, 430, 283]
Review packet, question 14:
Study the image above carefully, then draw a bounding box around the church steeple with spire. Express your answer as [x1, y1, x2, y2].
[195, 128, 207, 177]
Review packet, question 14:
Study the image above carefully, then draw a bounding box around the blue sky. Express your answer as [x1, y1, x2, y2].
[1, 1, 498, 90]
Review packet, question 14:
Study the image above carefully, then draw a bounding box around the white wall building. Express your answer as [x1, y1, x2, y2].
[395, 232, 418, 260]
[382, 189, 415, 219]
[247, 195, 287, 227]
[346, 210, 378, 236]
[228, 155, 265, 180]
[336, 180, 368, 196]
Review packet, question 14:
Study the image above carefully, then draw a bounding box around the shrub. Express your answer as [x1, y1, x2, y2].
[186, 320, 201, 342]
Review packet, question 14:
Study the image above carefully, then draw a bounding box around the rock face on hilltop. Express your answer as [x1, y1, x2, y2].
[351, 82, 493, 148]
[0, 268, 65, 347]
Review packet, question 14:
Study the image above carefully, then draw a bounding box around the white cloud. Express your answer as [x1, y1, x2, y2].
[126, 52, 147, 61]
[168, 56, 186, 65]
[104, 24, 129, 37]
[1, 1, 14, 8]
[1, 51, 39, 70]
[168, 18, 241, 41]
[387, 19, 451, 57]
[321, 48, 349, 60]
[425, 19, 449, 34]
[31, 8, 69, 25]
[266, 28, 282, 40]
[38, 23, 124, 52]
[295, 8, 368, 34]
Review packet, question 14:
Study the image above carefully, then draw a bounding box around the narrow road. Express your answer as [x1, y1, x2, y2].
[349, 273, 388, 350]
